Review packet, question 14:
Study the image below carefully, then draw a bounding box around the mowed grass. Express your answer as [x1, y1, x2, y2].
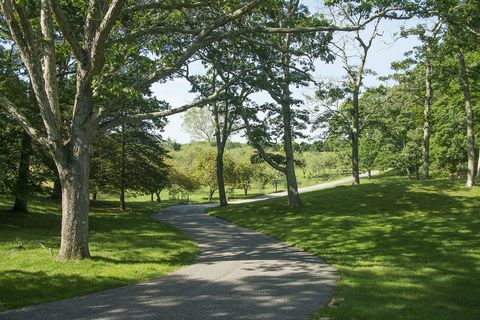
[0, 197, 198, 312]
[208, 176, 480, 320]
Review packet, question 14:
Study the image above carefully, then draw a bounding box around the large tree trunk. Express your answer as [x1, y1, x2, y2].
[56, 142, 92, 260]
[458, 52, 475, 187]
[12, 131, 33, 213]
[422, 59, 432, 180]
[155, 190, 162, 203]
[351, 90, 360, 185]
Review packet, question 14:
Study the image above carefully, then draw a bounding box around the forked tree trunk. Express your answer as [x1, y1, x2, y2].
[155, 191, 161, 203]
[208, 187, 215, 201]
[12, 131, 32, 213]
[422, 59, 432, 180]
[243, 186, 248, 196]
[351, 90, 360, 185]
[458, 52, 475, 187]
[56, 142, 92, 260]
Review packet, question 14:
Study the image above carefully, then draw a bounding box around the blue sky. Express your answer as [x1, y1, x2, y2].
[152, 3, 421, 143]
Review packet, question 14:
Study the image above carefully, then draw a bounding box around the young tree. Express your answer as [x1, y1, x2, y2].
[326, 3, 384, 184]
[182, 107, 216, 144]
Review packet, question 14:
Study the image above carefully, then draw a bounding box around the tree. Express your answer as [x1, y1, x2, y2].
[192, 148, 236, 201]
[238, 0, 336, 208]
[326, 3, 384, 184]
[182, 107, 216, 144]
[396, 20, 444, 179]
[0, 0, 263, 259]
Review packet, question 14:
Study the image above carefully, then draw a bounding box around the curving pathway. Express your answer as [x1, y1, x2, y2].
[0, 176, 362, 320]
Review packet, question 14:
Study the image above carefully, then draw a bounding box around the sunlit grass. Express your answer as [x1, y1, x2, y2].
[0, 196, 198, 312]
[208, 176, 480, 320]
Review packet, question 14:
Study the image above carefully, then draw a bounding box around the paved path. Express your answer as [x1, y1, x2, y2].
[231, 172, 373, 204]
[0, 176, 359, 320]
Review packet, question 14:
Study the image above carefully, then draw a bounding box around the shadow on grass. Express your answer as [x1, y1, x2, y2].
[210, 178, 480, 320]
[0, 270, 125, 311]
[0, 197, 197, 312]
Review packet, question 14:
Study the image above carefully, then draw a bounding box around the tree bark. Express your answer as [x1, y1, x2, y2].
[92, 192, 97, 201]
[150, 192, 154, 202]
[57, 142, 92, 260]
[351, 89, 360, 185]
[12, 131, 32, 213]
[155, 191, 161, 203]
[422, 58, 432, 180]
[368, 169, 372, 179]
[243, 186, 248, 196]
[458, 52, 475, 187]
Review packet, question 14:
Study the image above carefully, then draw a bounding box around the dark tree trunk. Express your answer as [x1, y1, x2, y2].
[208, 187, 215, 202]
[150, 192, 154, 202]
[155, 191, 161, 203]
[351, 90, 360, 185]
[281, 100, 301, 208]
[92, 192, 97, 201]
[368, 169, 372, 179]
[458, 52, 475, 187]
[120, 124, 126, 211]
[51, 176, 62, 200]
[422, 59, 432, 180]
[216, 146, 228, 206]
[12, 131, 32, 213]
[243, 186, 248, 196]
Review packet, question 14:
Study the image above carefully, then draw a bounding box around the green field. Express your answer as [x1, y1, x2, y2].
[0, 197, 198, 312]
[208, 176, 480, 320]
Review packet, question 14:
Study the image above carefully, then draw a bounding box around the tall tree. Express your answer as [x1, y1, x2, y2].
[0, 0, 263, 259]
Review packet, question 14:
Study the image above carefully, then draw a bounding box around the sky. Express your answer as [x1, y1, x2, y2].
[151, 3, 421, 144]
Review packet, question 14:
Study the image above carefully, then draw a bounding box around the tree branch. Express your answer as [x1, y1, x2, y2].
[0, 93, 48, 146]
[50, 0, 85, 63]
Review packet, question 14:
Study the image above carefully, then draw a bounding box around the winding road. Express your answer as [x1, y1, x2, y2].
[0, 176, 359, 320]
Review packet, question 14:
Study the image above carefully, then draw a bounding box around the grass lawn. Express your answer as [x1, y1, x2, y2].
[0, 196, 198, 312]
[208, 176, 480, 320]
